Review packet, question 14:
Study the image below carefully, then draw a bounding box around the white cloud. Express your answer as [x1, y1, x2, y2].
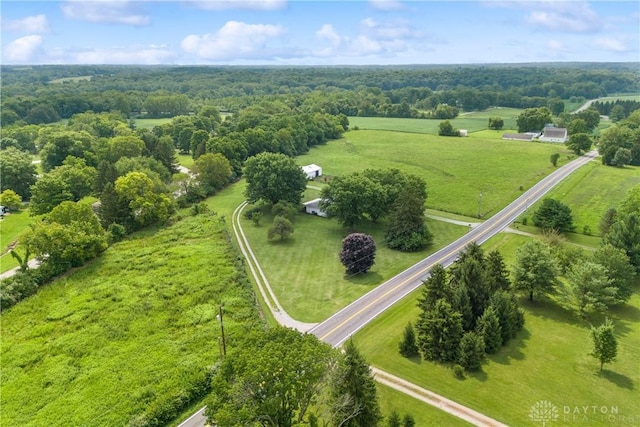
[316, 24, 342, 46]
[545, 39, 569, 59]
[487, 1, 602, 33]
[3, 35, 44, 63]
[369, 0, 405, 11]
[593, 37, 633, 53]
[61, 1, 150, 26]
[360, 18, 421, 40]
[186, 0, 286, 11]
[182, 21, 287, 60]
[45, 45, 176, 64]
[2, 14, 50, 33]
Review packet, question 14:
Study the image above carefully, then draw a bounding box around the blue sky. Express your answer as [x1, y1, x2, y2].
[1, 1, 638, 65]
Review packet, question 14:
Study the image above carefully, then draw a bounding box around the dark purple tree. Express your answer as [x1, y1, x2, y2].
[340, 233, 376, 275]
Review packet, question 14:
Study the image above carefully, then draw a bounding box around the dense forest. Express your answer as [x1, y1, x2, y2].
[2, 63, 639, 125]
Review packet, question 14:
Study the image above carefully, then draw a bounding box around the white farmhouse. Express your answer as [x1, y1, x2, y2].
[301, 164, 322, 180]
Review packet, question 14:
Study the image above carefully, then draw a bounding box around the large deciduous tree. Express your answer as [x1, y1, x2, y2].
[0, 147, 37, 199]
[39, 130, 95, 172]
[566, 133, 592, 155]
[29, 157, 97, 215]
[114, 171, 174, 230]
[321, 173, 385, 230]
[268, 216, 294, 240]
[192, 153, 233, 195]
[532, 198, 574, 233]
[329, 340, 382, 427]
[513, 240, 558, 301]
[26, 201, 107, 269]
[244, 152, 307, 205]
[340, 233, 376, 275]
[560, 262, 617, 317]
[206, 328, 335, 427]
[516, 107, 552, 133]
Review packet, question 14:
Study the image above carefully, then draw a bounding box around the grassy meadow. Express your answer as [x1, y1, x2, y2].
[348, 107, 521, 135]
[520, 161, 640, 236]
[353, 231, 640, 426]
[298, 129, 574, 218]
[0, 214, 262, 426]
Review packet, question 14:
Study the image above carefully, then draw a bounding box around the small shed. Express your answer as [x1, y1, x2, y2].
[459, 129, 468, 137]
[301, 164, 322, 180]
[303, 198, 327, 217]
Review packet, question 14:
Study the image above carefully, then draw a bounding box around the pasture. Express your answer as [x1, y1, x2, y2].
[0, 210, 36, 273]
[0, 214, 261, 426]
[133, 117, 172, 130]
[348, 107, 521, 135]
[297, 129, 574, 218]
[522, 161, 640, 236]
[353, 231, 640, 426]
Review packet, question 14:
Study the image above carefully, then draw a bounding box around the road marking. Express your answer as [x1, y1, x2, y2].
[319, 153, 595, 343]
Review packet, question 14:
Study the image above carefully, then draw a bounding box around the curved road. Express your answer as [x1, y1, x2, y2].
[309, 150, 598, 347]
[179, 150, 597, 426]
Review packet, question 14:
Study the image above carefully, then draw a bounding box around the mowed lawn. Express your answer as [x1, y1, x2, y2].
[240, 210, 469, 322]
[353, 232, 640, 427]
[0, 210, 37, 273]
[297, 129, 573, 218]
[0, 214, 261, 426]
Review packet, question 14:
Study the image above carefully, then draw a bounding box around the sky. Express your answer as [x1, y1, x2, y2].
[1, 0, 638, 65]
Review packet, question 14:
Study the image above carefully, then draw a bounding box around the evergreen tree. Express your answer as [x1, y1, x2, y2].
[561, 262, 617, 317]
[451, 284, 475, 332]
[476, 307, 502, 354]
[485, 250, 511, 293]
[593, 244, 636, 304]
[402, 414, 416, 427]
[385, 184, 432, 252]
[96, 182, 131, 231]
[417, 264, 450, 311]
[458, 332, 485, 371]
[590, 318, 617, 372]
[489, 291, 516, 345]
[417, 299, 464, 363]
[398, 322, 419, 358]
[603, 212, 640, 272]
[330, 340, 382, 427]
[387, 411, 401, 427]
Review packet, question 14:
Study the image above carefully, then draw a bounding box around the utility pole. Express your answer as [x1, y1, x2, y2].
[217, 305, 226, 357]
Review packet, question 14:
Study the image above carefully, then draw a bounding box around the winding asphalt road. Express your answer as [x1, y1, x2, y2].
[309, 150, 598, 347]
[179, 150, 597, 426]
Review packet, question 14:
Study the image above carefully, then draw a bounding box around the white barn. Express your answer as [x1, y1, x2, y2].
[303, 198, 327, 217]
[539, 127, 568, 143]
[301, 164, 322, 180]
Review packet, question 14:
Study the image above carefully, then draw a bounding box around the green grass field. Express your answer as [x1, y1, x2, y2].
[297, 129, 573, 218]
[353, 232, 640, 426]
[240, 210, 469, 322]
[348, 107, 521, 135]
[521, 161, 640, 236]
[132, 117, 172, 130]
[0, 214, 261, 426]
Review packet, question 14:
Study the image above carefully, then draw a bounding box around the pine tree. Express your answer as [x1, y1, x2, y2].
[458, 332, 485, 371]
[417, 264, 450, 311]
[387, 410, 401, 427]
[476, 307, 502, 354]
[451, 284, 474, 332]
[398, 322, 419, 358]
[402, 414, 416, 427]
[330, 340, 382, 427]
[417, 299, 464, 362]
[485, 250, 511, 293]
[489, 291, 515, 345]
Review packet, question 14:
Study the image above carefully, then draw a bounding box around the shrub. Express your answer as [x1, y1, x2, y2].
[453, 364, 465, 379]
